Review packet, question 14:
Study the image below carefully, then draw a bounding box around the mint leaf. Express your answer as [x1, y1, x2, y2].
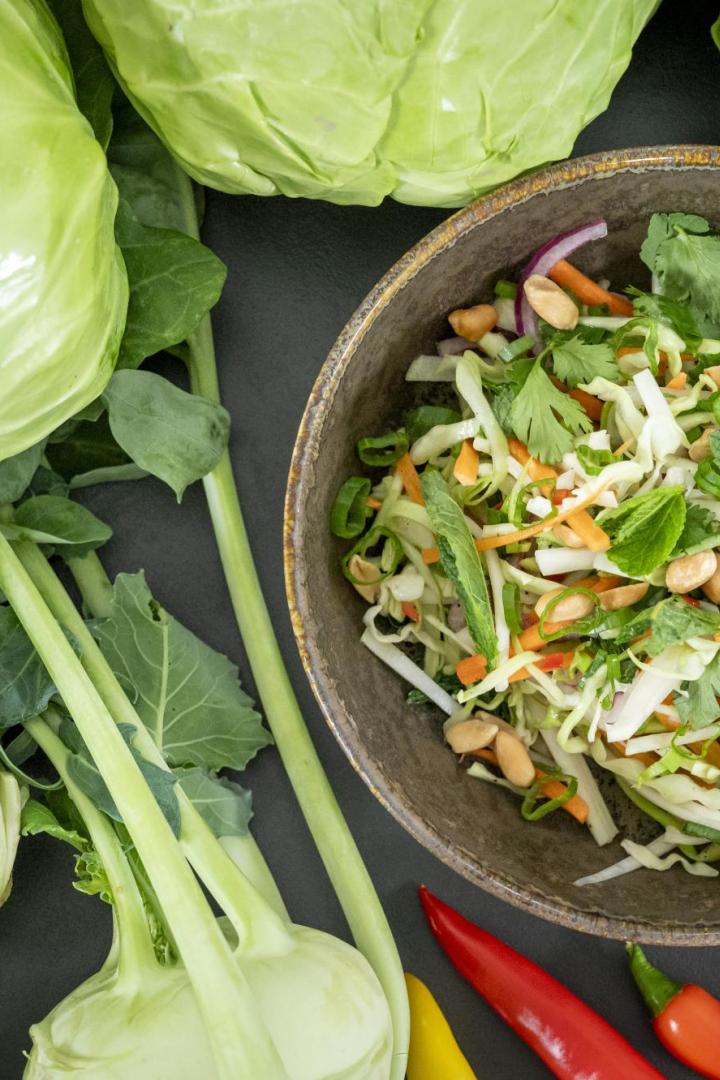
[642, 597, 720, 657]
[598, 486, 686, 575]
[676, 654, 720, 729]
[510, 360, 592, 464]
[671, 505, 720, 558]
[421, 470, 497, 668]
[551, 337, 618, 388]
[93, 572, 272, 771]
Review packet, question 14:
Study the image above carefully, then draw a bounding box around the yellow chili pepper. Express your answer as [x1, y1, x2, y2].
[406, 972, 478, 1080]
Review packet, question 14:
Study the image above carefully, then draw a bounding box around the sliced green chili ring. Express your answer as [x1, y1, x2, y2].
[537, 586, 602, 642]
[600, 399, 614, 431]
[341, 527, 403, 586]
[521, 769, 578, 821]
[356, 429, 409, 467]
[684, 821, 720, 844]
[498, 335, 534, 363]
[502, 582, 522, 635]
[330, 476, 371, 539]
[404, 406, 461, 445]
[494, 279, 517, 300]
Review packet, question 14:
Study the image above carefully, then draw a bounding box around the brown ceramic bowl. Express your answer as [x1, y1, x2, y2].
[285, 146, 720, 944]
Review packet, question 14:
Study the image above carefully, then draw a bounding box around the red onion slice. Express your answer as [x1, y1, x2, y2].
[515, 218, 608, 342]
[438, 335, 476, 356]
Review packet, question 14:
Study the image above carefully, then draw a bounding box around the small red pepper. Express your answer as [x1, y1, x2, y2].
[419, 887, 664, 1080]
[627, 942, 720, 1079]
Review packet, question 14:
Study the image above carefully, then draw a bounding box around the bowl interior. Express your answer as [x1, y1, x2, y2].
[286, 148, 720, 942]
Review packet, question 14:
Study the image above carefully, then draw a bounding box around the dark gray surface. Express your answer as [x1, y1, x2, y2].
[2, 1, 720, 1076]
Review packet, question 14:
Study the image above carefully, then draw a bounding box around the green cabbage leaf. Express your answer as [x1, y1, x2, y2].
[0, 0, 127, 460]
[82, 0, 658, 208]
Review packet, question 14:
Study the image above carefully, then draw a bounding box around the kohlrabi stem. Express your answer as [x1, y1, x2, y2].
[23, 543, 290, 941]
[25, 712, 157, 977]
[0, 535, 288, 1080]
[186, 321, 410, 1076]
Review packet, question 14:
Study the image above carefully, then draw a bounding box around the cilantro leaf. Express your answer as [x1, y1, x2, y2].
[598, 486, 686, 575]
[640, 212, 710, 271]
[551, 337, 619, 388]
[629, 288, 700, 346]
[671, 504, 720, 558]
[676, 654, 720, 730]
[576, 445, 617, 476]
[641, 596, 720, 657]
[696, 431, 720, 499]
[510, 360, 592, 464]
[421, 470, 497, 668]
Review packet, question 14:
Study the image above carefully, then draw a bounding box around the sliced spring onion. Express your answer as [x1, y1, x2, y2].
[521, 769, 578, 821]
[330, 476, 371, 538]
[498, 335, 534, 363]
[543, 729, 618, 846]
[494, 279, 517, 300]
[356, 430, 409, 467]
[501, 582, 523, 635]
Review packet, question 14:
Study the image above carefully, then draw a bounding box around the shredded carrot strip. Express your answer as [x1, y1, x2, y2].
[666, 371, 688, 390]
[536, 771, 589, 824]
[548, 259, 633, 316]
[473, 483, 610, 552]
[366, 496, 382, 509]
[549, 376, 603, 422]
[422, 546, 440, 565]
[613, 437, 636, 456]
[515, 621, 571, 653]
[564, 509, 610, 552]
[469, 750, 588, 822]
[395, 452, 424, 506]
[453, 439, 480, 486]
[508, 437, 557, 480]
[455, 653, 488, 686]
[401, 601, 419, 623]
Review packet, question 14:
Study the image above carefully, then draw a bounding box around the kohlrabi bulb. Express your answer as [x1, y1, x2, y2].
[0, 0, 127, 461]
[25, 922, 392, 1079]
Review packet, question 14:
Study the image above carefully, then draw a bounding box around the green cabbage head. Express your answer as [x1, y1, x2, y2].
[82, 0, 657, 208]
[0, 0, 127, 461]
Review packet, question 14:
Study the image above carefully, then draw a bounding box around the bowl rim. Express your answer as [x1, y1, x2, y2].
[284, 144, 720, 945]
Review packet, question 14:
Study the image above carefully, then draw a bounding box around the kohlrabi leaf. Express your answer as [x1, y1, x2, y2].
[92, 572, 271, 771]
[64, 719, 181, 836]
[102, 370, 229, 500]
[11, 496, 112, 558]
[420, 469, 497, 668]
[114, 201, 226, 369]
[83, 0, 656, 208]
[598, 486, 686, 575]
[0, 0, 127, 460]
[0, 441, 45, 504]
[0, 608, 56, 729]
[47, 0, 115, 148]
[46, 413, 130, 481]
[21, 797, 87, 853]
[177, 767, 253, 837]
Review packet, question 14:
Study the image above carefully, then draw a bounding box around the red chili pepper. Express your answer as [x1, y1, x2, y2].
[552, 488, 573, 505]
[681, 595, 701, 608]
[419, 887, 664, 1080]
[534, 652, 567, 672]
[627, 942, 720, 1079]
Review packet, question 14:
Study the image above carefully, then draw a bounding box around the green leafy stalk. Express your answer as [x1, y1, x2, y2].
[0, 534, 287, 1079]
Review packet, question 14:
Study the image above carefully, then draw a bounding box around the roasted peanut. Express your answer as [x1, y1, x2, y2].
[535, 587, 595, 622]
[689, 427, 716, 463]
[495, 730, 535, 788]
[348, 554, 381, 603]
[523, 274, 579, 331]
[448, 303, 497, 341]
[666, 549, 718, 594]
[702, 553, 720, 604]
[553, 523, 586, 549]
[599, 581, 649, 611]
[703, 365, 720, 388]
[446, 717, 498, 754]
